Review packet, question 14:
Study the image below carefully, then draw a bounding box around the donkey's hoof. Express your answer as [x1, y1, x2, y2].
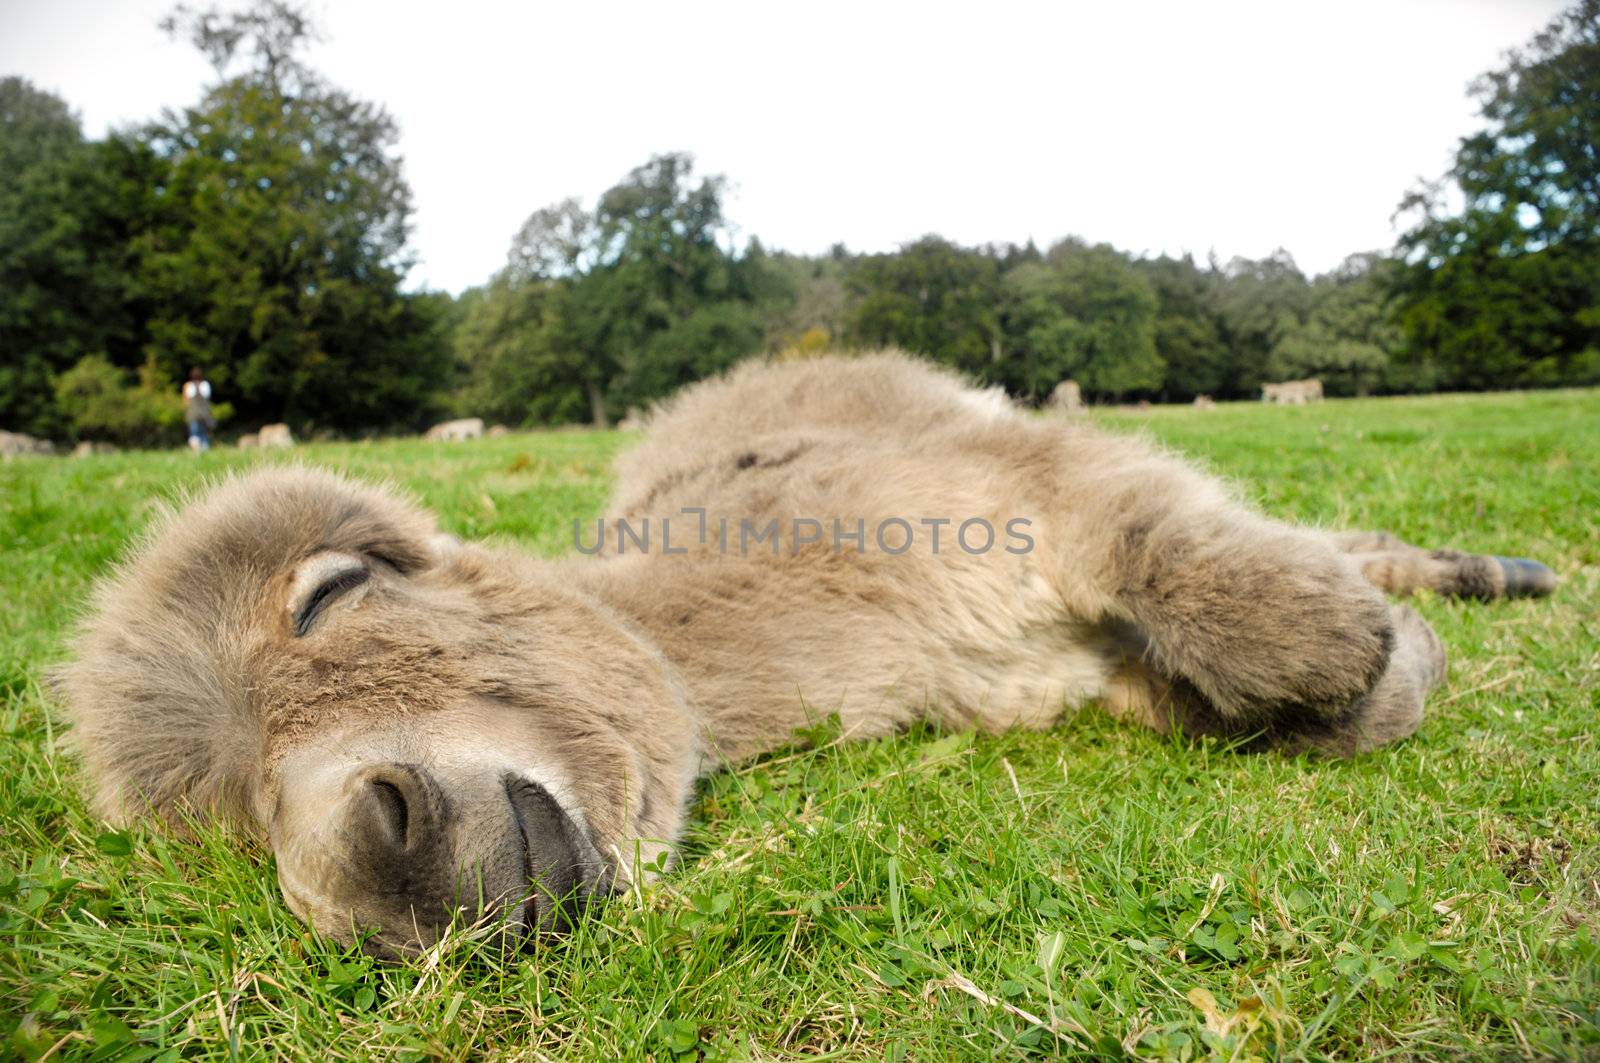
[1494, 557, 1559, 598]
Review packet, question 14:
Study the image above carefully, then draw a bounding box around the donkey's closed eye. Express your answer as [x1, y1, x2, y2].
[293, 568, 369, 637]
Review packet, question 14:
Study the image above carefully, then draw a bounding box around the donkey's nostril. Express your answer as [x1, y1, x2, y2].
[355, 764, 433, 852]
[369, 778, 409, 846]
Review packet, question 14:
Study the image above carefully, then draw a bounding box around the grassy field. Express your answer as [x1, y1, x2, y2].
[2, 389, 1597, 1061]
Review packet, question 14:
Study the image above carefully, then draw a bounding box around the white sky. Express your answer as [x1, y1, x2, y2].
[0, 0, 1568, 293]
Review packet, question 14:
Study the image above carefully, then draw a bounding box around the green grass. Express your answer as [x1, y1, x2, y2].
[3, 390, 1598, 1061]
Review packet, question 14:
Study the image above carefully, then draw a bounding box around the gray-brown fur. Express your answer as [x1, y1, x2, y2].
[54, 352, 1555, 953]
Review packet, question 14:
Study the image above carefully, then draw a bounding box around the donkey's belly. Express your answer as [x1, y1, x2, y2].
[934, 621, 1111, 733]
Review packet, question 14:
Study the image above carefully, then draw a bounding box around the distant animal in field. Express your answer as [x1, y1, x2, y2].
[425, 418, 485, 442]
[71, 441, 118, 458]
[258, 424, 295, 448]
[1262, 379, 1324, 405]
[1193, 395, 1216, 410]
[0, 430, 56, 459]
[1048, 380, 1083, 414]
[487, 425, 509, 438]
[56, 352, 1557, 956]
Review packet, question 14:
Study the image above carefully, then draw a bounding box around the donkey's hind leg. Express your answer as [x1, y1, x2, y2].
[1326, 531, 1558, 600]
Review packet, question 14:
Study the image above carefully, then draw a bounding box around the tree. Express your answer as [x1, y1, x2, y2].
[53, 354, 191, 446]
[0, 80, 162, 436]
[846, 236, 1005, 379]
[1274, 254, 1399, 396]
[761, 251, 849, 353]
[1391, 0, 1600, 388]
[450, 278, 587, 426]
[503, 153, 771, 426]
[1136, 255, 1231, 400]
[1211, 250, 1311, 395]
[0, 76, 80, 181]
[138, 1, 449, 431]
[1000, 242, 1162, 399]
[0, 77, 87, 435]
[161, 0, 318, 94]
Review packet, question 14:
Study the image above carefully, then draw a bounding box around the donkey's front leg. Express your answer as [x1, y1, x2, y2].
[1055, 452, 1397, 732]
[1111, 509, 1396, 728]
[1102, 601, 1442, 754]
[1288, 602, 1443, 755]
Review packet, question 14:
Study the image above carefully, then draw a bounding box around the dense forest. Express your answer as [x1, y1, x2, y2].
[2, 1, 1596, 444]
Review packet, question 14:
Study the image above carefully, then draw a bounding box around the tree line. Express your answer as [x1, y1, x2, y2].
[2, 1, 1595, 444]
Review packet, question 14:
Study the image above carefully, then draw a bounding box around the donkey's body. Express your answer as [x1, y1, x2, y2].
[58, 353, 1555, 953]
[589, 353, 1512, 761]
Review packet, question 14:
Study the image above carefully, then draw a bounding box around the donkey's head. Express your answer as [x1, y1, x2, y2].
[57, 467, 695, 954]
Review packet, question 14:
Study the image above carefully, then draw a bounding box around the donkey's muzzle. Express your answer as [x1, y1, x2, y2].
[503, 775, 607, 935]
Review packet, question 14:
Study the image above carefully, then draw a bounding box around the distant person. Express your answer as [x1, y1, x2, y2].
[182, 368, 214, 452]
